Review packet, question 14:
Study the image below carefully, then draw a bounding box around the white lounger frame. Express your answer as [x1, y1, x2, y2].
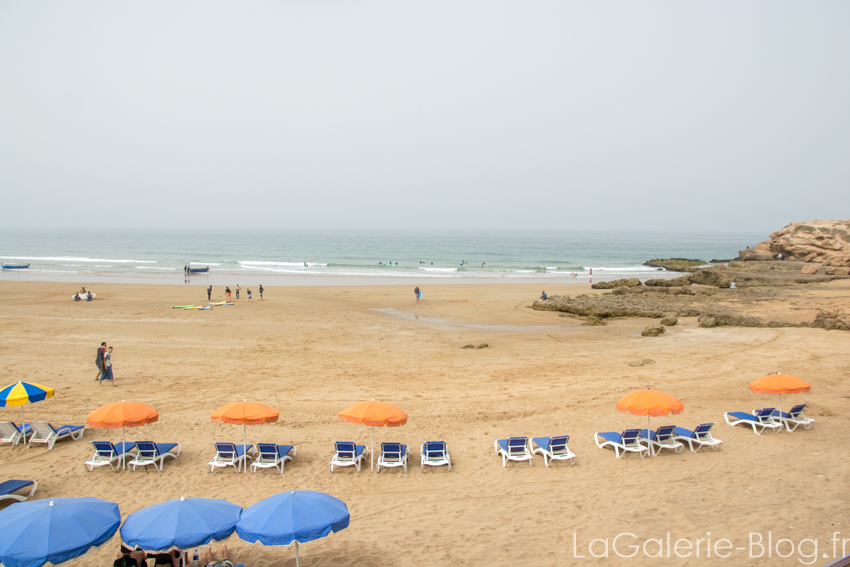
[0, 480, 38, 504]
[128, 443, 181, 472]
[376, 443, 408, 474]
[494, 437, 534, 467]
[724, 411, 781, 435]
[27, 422, 84, 450]
[252, 444, 295, 474]
[595, 432, 649, 459]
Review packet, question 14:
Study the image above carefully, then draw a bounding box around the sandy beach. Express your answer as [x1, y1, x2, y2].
[1, 280, 849, 566]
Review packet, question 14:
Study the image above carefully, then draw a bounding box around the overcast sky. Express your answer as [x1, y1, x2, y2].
[1, 2, 848, 232]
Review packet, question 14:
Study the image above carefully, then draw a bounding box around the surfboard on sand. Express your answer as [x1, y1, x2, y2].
[209, 302, 234, 306]
[173, 305, 194, 309]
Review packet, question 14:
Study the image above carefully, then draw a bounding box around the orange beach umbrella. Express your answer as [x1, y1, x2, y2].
[338, 400, 407, 471]
[749, 373, 810, 432]
[211, 400, 279, 473]
[616, 388, 684, 455]
[87, 400, 159, 469]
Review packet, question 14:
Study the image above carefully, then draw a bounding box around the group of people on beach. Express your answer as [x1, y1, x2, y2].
[116, 543, 236, 567]
[94, 341, 115, 386]
[73, 287, 94, 301]
[206, 284, 263, 302]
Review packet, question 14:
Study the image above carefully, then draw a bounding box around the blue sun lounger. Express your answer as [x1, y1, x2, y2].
[85, 441, 137, 472]
[768, 404, 815, 432]
[376, 442, 409, 474]
[639, 425, 684, 456]
[531, 435, 577, 466]
[208, 442, 254, 473]
[251, 443, 295, 474]
[495, 436, 534, 467]
[595, 429, 648, 458]
[672, 423, 722, 451]
[724, 408, 781, 435]
[27, 422, 85, 450]
[0, 480, 37, 504]
[0, 422, 31, 446]
[129, 441, 181, 472]
[329, 441, 367, 472]
[421, 441, 451, 472]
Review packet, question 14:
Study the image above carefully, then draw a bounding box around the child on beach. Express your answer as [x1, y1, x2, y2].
[225, 286, 232, 301]
[247, 289, 252, 302]
[235, 285, 240, 299]
[259, 284, 263, 300]
[100, 346, 115, 386]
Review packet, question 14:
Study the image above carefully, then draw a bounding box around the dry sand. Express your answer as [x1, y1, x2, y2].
[1, 280, 849, 566]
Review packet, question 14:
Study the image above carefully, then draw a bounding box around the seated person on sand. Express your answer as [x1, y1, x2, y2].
[152, 550, 186, 566]
[540, 291, 547, 300]
[74, 294, 81, 301]
[114, 545, 147, 567]
[205, 544, 237, 567]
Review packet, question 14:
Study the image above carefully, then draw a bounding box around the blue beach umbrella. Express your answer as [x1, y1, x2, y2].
[0, 381, 55, 445]
[0, 497, 121, 567]
[236, 491, 349, 567]
[120, 497, 241, 552]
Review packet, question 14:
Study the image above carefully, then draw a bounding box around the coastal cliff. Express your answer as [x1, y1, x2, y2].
[740, 219, 850, 266]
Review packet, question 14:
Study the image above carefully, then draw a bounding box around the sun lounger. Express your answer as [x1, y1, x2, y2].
[421, 441, 451, 472]
[724, 408, 781, 435]
[768, 404, 815, 432]
[329, 441, 368, 472]
[672, 423, 722, 451]
[532, 435, 577, 466]
[0, 480, 37, 504]
[495, 436, 534, 467]
[251, 443, 295, 474]
[27, 422, 85, 449]
[376, 442, 408, 473]
[128, 441, 181, 472]
[85, 441, 136, 472]
[595, 429, 649, 458]
[639, 425, 684, 456]
[208, 442, 254, 473]
[0, 422, 31, 446]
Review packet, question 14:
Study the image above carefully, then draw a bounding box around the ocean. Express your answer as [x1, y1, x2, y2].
[0, 229, 764, 286]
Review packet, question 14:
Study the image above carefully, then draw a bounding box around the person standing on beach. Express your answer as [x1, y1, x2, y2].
[225, 286, 232, 301]
[207, 285, 212, 301]
[95, 342, 106, 381]
[235, 285, 240, 299]
[414, 286, 420, 303]
[259, 285, 264, 300]
[100, 346, 115, 387]
[247, 288, 252, 302]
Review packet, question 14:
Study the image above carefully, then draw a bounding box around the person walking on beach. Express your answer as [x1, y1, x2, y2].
[235, 285, 240, 299]
[259, 284, 264, 300]
[100, 346, 115, 387]
[414, 286, 420, 303]
[225, 286, 232, 301]
[95, 342, 106, 381]
[207, 285, 212, 301]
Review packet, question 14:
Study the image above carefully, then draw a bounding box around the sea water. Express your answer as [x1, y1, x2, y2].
[0, 229, 763, 286]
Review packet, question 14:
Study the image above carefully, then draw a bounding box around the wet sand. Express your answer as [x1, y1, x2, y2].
[0, 280, 848, 566]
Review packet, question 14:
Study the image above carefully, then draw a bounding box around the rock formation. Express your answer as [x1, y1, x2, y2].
[591, 278, 642, 289]
[740, 220, 850, 266]
[643, 259, 705, 272]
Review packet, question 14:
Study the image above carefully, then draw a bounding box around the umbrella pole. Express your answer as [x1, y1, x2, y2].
[21, 406, 26, 446]
[295, 541, 300, 567]
[647, 415, 651, 457]
[371, 426, 375, 471]
[243, 423, 248, 473]
[779, 394, 784, 432]
[122, 424, 126, 470]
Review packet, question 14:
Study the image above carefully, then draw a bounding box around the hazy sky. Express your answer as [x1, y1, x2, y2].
[1, 2, 848, 231]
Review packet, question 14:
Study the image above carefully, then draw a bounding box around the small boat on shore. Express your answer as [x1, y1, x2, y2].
[2, 264, 30, 270]
[189, 267, 209, 273]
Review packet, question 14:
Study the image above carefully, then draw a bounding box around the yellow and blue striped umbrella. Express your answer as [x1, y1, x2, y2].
[0, 381, 55, 445]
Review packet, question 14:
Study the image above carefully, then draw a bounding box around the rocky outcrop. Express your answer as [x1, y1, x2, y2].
[644, 276, 691, 287]
[641, 326, 665, 337]
[591, 278, 642, 289]
[643, 258, 705, 272]
[811, 310, 850, 331]
[660, 314, 678, 326]
[740, 220, 850, 266]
